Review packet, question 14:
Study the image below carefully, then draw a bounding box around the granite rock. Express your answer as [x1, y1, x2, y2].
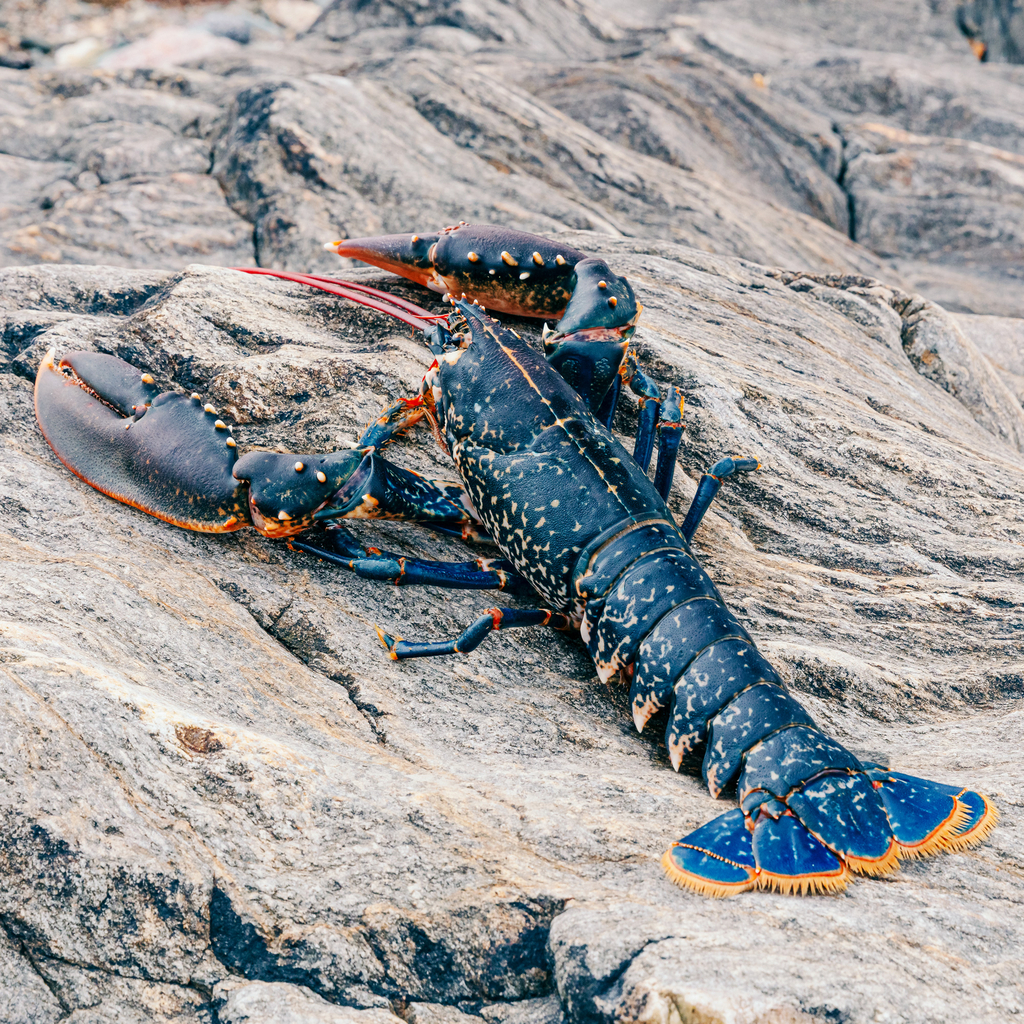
[0, 2, 1022, 1022]
[1, 233, 1021, 1023]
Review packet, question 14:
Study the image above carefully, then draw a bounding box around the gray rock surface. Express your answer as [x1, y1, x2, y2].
[1, 2, 1022, 1023]
[954, 311, 1024, 403]
[2, 235, 1022, 1023]
[5, 0, 1024, 315]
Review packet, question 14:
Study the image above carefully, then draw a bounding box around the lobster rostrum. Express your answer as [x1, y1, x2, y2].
[34, 224, 997, 898]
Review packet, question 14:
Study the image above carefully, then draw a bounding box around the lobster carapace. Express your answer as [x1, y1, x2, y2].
[33, 224, 997, 897]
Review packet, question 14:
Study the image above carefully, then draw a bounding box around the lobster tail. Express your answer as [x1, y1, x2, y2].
[665, 723, 995, 895]
[864, 766, 998, 857]
[662, 808, 757, 897]
[577, 536, 997, 897]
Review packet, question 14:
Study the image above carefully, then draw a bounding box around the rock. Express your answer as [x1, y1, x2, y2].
[534, 53, 850, 234]
[98, 28, 243, 71]
[951, 311, 1024, 403]
[0, 927, 62, 1024]
[1, 2, 1023, 1022]
[214, 978, 403, 1023]
[53, 37, 106, 69]
[690, 8, 1024, 314]
[262, 0, 327, 36]
[1, 232, 1022, 1023]
[841, 122, 1024, 317]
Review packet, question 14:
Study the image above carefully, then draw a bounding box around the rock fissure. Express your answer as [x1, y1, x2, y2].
[0, 920, 73, 1018]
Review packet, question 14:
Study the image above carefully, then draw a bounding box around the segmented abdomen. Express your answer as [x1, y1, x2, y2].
[582, 543, 997, 895]
[581, 542, 812, 796]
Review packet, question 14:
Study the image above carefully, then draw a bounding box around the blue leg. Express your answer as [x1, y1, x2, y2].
[622, 353, 662, 475]
[291, 535, 532, 593]
[311, 453, 479, 531]
[353, 555, 532, 592]
[679, 456, 760, 543]
[652, 386, 684, 501]
[355, 324, 455, 451]
[377, 606, 572, 659]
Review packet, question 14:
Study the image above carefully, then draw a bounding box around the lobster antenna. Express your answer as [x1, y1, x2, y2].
[231, 267, 447, 332]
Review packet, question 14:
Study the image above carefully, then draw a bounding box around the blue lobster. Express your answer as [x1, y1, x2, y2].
[34, 223, 997, 897]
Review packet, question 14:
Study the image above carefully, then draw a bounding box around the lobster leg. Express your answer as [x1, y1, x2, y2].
[352, 555, 531, 591]
[377, 607, 572, 660]
[356, 397, 428, 453]
[595, 374, 621, 430]
[292, 535, 531, 593]
[679, 456, 761, 543]
[653, 386, 684, 501]
[621, 354, 662, 475]
[307, 453, 481, 530]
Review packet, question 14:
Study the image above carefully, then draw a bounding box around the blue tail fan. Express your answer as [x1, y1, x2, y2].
[751, 810, 848, 895]
[864, 766, 998, 857]
[786, 771, 898, 876]
[950, 789, 998, 849]
[662, 808, 757, 897]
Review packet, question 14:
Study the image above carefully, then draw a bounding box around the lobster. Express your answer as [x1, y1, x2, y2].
[33, 223, 997, 897]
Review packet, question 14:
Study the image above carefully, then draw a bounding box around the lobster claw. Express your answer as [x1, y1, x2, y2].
[233, 449, 367, 538]
[35, 350, 251, 532]
[326, 224, 590, 320]
[325, 232, 444, 292]
[548, 258, 639, 338]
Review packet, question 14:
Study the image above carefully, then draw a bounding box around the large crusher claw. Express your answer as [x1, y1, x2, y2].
[35, 351, 478, 541]
[35, 350, 251, 532]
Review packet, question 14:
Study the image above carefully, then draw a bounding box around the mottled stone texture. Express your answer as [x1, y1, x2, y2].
[1, 1, 1023, 1022]
[2, 237, 1022, 1023]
